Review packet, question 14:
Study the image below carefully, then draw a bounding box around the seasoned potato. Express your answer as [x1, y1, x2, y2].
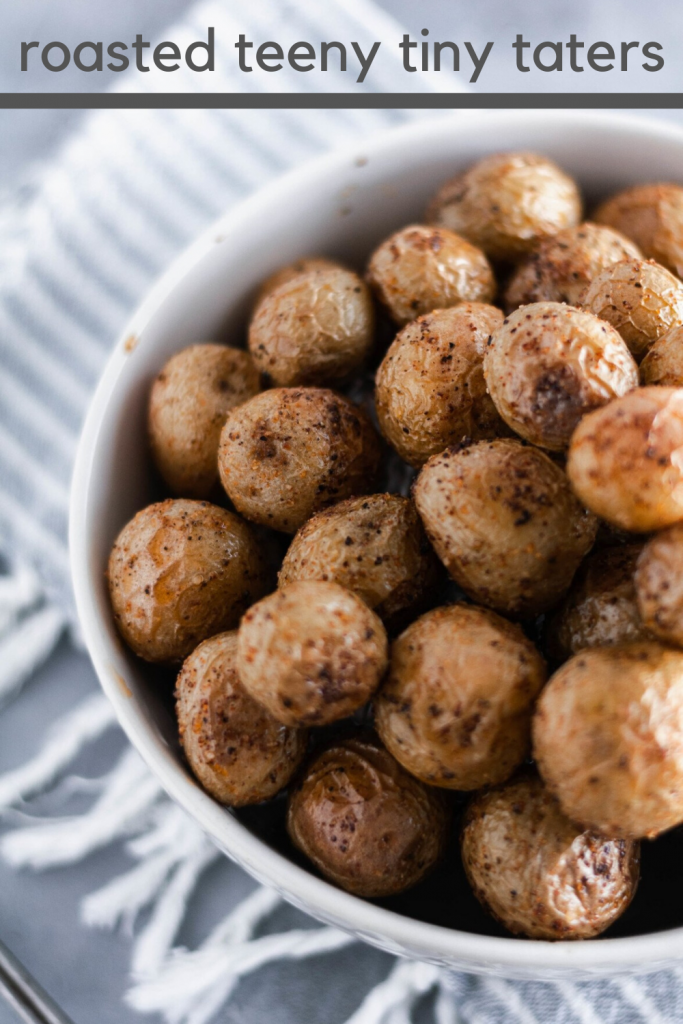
[640, 324, 683, 385]
[413, 439, 598, 618]
[461, 773, 640, 940]
[635, 524, 683, 647]
[148, 344, 260, 498]
[366, 225, 496, 326]
[287, 735, 450, 897]
[176, 631, 307, 806]
[374, 303, 509, 467]
[533, 642, 683, 838]
[546, 544, 648, 662]
[256, 257, 343, 302]
[374, 603, 547, 790]
[504, 223, 641, 311]
[426, 152, 582, 263]
[278, 494, 438, 630]
[567, 386, 683, 532]
[218, 388, 381, 533]
[595, 182, 683, 278]
[236, 581, 388, 727]
[108, 499, 270, 663]
[248, 267, 375, 387]
[484, 302, 638, 451]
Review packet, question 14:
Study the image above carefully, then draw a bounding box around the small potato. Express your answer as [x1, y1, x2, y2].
[248, 267, 375, 387]
[504, 222, 641, 311]
[256, 257, 343, 303]
[148, 344, 260, 498]
[567, 386, 683, 533]
[375, 303, 509, 467]
[640, 324, 683, 386]
[108, 499, 270, 663]
[366, 224, 496, 327]
[595, 182, 683, 279]
[278, 494, 438, 630]
[427, 152, 582, 263]
[546, 544, 649, 662]
[218, 388, 381, 533]
[484, 302, 638, 451]
[176, 631, 307, 806]
[287, 735, 450, 897]
[236, 581, 388, 727]
[374, 603, 547, 790]
[461, 773, 640, 940]
[533, 642, 683, 838]
[413, 439, 598, 618]
[582, 258, 683, 361]
[635, 524, 683, 647]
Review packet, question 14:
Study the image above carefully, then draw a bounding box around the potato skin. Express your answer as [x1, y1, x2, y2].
[640, 324, 683, 386]
[461, 773, 639, 940]
[567, 386, 683, 533]
[533, 642, 683, 838]
[484, 302, 638, 451]
[148, 344, 260, 498]
[256, 257, 343, 303]
[374, 603, 547, 790]
[375, 303, 509, 467]
[595, 183, 683, 279]
[366, 225, 496, 326]
[413, 439, 598, 618]
[287, 735, 450, 897]
[176, 631, 307, 806]
[635, 524, 683, 647]
[278, 494, 438, 630]
[504, 223, 641, 311]
[217, 388, 381, 533]
[236, 581, 388, 727]
[427, 152, 582, 263]
[107, 499, 270, 663]
[248, 267, 375, 387]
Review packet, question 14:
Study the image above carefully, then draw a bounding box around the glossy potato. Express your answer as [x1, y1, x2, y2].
[256, 257, 343, 302]
[640, 324, 683, 386]
[595, 182, 683, 278]
[635, 524, 683, 648]
[374, 603, 547, 790]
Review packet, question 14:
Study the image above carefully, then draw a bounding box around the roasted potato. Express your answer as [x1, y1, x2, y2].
[148, 344, 260, 498]
[635, 524, 683, 647]
[413, 439, 598, 618]
[533, 642, 683, 838]
[374, 303, 509, 467]
[256, 257, 344, 303]
[461, 772, 640, 940]
[484, 302, 638, 451]
[595, 182, 683, 279]
[567, 386, 683, 533]
[640, 324, 683, 386]
[218, 387, 381, 533]
[287, 735, 450, 897]
[374, 603, 547, 790]
[176, 631, 307, 806]
[236, 580, 388, 727]
[108, 499, 270, 663]
[366, 224, 496, 326]
[426, 152, 582, 263]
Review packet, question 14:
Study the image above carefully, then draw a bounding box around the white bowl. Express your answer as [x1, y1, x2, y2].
[71, 110, 683, 980]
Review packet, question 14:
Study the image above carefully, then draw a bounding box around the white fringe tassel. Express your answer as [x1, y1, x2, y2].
[0, 562, 66, 703]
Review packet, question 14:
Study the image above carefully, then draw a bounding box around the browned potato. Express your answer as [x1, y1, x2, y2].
[256, 257, 343, 302]
[218, 388, 381, 533]
[287, 735, 450, 897]
[278, 494, 438, 630]
[533, 642, 683, 838]
[426, 152, 582, 263]
[640, 324, 683, 385]
[504, 223, 641, 311]
[236, 581, 388, 726]
[635, 524, 683, 647]
[374, 303, 509, 467]
[148, 344, 260, 498]
[366, 225, 496, 326]
[461, 773, 640, 940]
[413, 440, 598, 618]
[546, 544, 649, 662]
[567, 386, 683, 533]
[248, 267, 375, 387]
[595, 182, 683, 278]
[107, 499, 270, 663]
[484, 302, 638, 451]
[374, 603, 547, 790]
[176, 631, 307, 806]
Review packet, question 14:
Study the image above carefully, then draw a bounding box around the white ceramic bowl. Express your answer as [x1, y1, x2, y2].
[71, 110, 683, 980]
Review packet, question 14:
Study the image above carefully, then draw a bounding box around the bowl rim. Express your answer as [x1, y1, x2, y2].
[70, 108, 683, 974]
